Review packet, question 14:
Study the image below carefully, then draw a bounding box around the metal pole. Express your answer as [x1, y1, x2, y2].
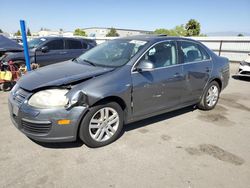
[218, 40, 223, 56]
[20, 20, 31, 71]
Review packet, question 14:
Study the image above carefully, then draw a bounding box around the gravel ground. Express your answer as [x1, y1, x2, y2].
[0, 63, 249, 188]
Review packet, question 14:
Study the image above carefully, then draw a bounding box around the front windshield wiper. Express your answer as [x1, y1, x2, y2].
[82, 59, 96, 66]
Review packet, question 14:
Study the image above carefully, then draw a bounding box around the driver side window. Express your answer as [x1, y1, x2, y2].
[139, 41, 177, 68]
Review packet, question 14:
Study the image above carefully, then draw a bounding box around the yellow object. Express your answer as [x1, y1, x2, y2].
[0, 71, 5, 79]
[57, 119, 71, 125]
[4, 71, 12, 81]
[19, 66, 27, 75]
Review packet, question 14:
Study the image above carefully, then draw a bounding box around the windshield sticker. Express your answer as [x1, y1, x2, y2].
[129, 40, 147, 46]
[40, 38, 46, 41]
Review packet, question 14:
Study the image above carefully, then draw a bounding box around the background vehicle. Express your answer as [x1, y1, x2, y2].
[2, 37, 96, 67]
[237, 53, 250, 77]
[8, 35, 230, 148]
[11, 38, 23, 45]
[0, 35, 24, 91]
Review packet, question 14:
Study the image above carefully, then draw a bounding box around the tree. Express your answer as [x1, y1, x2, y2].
[154, 25, 186, 36]
[172, 25, 187, 36]
[106, 28, 119, 37]
[185, 19, 201, 36]
[154, 28, 170, 35]
[27, 28, 31, 36]
[74, 28, 87, 36]
[238, 33, 244, 37]
[14, 30, 21, 36]
[0, 29, 3, 33]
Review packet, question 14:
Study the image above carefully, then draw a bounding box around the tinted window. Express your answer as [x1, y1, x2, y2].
[66, 39, 83, 49]
[180, 41, 209, 63]
[140, 41, 177, 68]
[82, 41, 88, 49]
[45, 39, 64, 50]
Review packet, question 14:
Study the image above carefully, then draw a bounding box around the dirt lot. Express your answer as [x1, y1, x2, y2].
[0, 63, 250, 188]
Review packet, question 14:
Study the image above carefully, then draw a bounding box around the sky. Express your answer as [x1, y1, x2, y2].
[1, 0, 250, 34]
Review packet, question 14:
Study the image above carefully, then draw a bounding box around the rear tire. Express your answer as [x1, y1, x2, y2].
[1, 82, 12, 91]
[79, 102, 124, 148]
[197, 81, 220, 110]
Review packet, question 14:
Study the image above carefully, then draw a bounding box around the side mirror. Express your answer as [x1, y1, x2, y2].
[40, 46, 49, 53]
[136, 60, 154, 72]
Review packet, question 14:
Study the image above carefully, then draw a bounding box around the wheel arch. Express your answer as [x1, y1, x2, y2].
[210, 77, 222, 91]
[91, 96, 127, 111]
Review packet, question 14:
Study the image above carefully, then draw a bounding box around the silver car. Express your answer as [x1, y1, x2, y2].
[8, 35, 230, 147]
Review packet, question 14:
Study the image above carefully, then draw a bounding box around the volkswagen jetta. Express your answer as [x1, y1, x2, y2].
[8, 35, 230, 147]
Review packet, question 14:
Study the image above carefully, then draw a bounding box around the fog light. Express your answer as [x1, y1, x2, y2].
[57, 119, 71, 125]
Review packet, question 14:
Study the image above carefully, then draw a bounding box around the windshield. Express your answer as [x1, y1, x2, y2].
[77, 39, 148, 67]
[28, 38, 47, 49]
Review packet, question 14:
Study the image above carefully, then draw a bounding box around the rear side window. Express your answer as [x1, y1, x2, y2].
[45, 39, 64, 50]
[179, 41, 210, 63]
[65, 39, 83, 49]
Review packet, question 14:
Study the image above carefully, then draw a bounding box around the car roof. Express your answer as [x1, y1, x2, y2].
[36, 36, 90, 41]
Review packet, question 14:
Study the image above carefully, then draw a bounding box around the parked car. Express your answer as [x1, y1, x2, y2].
[11, 38, 23, 45]
[8, 35, 230, 147]
[2, 37, 96, 67]
[236, 53, 250, 77]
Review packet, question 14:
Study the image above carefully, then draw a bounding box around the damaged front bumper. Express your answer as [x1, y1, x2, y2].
[8, 87, 88, 142]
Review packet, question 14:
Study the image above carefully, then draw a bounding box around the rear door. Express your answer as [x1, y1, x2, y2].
[64, 39, 88, 59]
[178, 40, 212, 104]
[35, 39, 66, 66]
[131, 40, 185, 117]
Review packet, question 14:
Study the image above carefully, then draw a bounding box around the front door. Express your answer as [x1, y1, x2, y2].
[131, 41, 185, 118]
[35, 39, 67, 66]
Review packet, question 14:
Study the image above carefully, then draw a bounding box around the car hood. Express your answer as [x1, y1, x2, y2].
[18, 60, 115, 91]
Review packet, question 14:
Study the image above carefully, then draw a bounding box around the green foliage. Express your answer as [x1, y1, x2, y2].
[106, 28, 119, 37]
[27, 28, 31, 36]
[154, 25, 187, 36]
[0, 29, 3, 33]
[74, 28, 87, 36]
[14, 30, 21, 36]
[154, 19, 205, 37]
[154, 28, 170, 35]
[238, 33, 244, 37]
[185, 19, 201, 36]
[199, 33, 207, 37]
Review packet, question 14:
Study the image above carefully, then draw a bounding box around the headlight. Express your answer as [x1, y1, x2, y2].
[240, 61, 248, 66]
[28, 89, 69, 108]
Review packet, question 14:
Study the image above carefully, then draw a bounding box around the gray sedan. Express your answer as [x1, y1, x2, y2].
[8, 35, 230, 147]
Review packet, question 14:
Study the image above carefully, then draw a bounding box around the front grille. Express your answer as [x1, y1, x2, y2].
[21, 119, 51, 134]
[13, 88, 30, 105]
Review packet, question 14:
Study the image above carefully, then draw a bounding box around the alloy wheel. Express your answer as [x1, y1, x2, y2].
[89, 107, 120, 142]
[206, 85, 219, 107]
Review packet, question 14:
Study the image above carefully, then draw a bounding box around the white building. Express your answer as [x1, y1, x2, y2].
[32, 30, 73, 37]
[83, 27, 152, 37]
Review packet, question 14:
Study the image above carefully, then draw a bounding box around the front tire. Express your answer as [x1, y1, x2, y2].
[197, 81, 220, 110]
[79, 102, 124, 148]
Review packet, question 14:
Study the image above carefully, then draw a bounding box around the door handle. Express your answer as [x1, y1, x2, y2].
[206, 67, 210, 73]
[174, 72, 181, 77]
[59, 52, 67, 54]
